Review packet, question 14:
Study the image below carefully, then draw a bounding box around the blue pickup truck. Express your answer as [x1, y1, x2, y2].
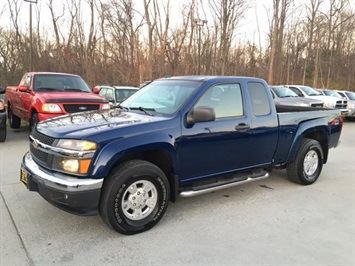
[20, 76, 343, 234]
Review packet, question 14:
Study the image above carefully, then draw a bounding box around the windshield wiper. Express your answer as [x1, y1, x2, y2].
[130, 106, 155, 116]
[64, 88, 89, 92]
[36, 87, 58, 91]
[115, 105, 130, 111]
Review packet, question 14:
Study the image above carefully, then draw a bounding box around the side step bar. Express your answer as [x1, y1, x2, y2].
[179, 172, 269, 197]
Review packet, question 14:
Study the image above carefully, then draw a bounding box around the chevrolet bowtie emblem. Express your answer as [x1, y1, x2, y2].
[32, 139, 39, 149]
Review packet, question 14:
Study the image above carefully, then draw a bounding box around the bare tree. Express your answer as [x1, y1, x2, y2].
[208, 0, 248, 75]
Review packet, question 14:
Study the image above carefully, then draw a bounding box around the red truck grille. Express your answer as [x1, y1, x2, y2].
[63, 104, 100, 113]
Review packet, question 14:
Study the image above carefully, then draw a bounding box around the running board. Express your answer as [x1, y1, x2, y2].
[179, 171, 269, 197]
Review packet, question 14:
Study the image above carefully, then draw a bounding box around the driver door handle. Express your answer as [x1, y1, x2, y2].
[235, 123, 250, 131]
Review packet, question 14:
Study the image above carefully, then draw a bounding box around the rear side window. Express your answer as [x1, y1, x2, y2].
[247, 82, 271, 116]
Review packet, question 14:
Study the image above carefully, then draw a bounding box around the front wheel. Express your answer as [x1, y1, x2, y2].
[99, 160, 170, 235]
[30, 113, 39, 131]
[286, 138, 324, 185]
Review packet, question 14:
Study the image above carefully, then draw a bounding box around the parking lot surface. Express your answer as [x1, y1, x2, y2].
[0, 122, 354, 266]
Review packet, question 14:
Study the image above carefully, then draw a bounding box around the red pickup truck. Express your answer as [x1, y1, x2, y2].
[6, 72, 110, 130]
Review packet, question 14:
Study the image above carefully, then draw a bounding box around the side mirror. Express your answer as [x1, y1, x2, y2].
[187, 106, 215, 125]
[93, 87, 100, 94]
[18, 84, 28, 92]
[0, 87, 5, 94]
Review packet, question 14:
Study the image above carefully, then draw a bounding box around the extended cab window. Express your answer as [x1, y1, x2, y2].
[247, 82, 271, 116]
[195, 84, 243, 118]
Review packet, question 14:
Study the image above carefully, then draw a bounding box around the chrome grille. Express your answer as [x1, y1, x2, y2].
[31, 130, 55, 145]
[335, 100, 347, 109]
[30, 145, 49, 166]
[30, 130, 55, 168]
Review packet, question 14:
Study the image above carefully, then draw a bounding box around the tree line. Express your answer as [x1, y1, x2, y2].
[0, 0, 354, 91]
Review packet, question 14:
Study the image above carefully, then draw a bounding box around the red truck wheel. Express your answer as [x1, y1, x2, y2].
[286, 138, 324, 185]
[8, 105, 21, 129]
[30, 113, 39, 131]
[99, 160, 170, 235]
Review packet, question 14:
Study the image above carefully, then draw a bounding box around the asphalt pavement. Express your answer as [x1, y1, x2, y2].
[0, 121, 354, 266]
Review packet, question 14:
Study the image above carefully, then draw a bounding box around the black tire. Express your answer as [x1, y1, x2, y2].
[8, 105, 21, 129]
[99, 160, 170, 235]
[286, 138, 324, 185]
[30, 113, 39, 131]
[0, 127, 6, 142]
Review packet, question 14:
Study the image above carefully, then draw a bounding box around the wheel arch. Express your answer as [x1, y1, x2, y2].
[93, 143, 179, 202]
[286, 125, 329, 165]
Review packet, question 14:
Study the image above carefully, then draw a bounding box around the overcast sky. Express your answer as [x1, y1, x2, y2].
[1, 0, 307, 48]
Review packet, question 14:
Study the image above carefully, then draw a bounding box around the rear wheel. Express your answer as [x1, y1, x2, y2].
[287, 138, 323, 185]
[99, 160, 170, 235]
[8, 105, 21, 129]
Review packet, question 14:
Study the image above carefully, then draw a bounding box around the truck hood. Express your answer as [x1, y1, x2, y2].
[37, 92, 107, 103]
[36, 109, 165, 139]
[308, 95, 336, 103]
[275, 97, 322, 106]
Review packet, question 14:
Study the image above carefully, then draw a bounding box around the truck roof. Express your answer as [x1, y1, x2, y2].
[25, 72, 80, 77]
[159, 75, 266, 83]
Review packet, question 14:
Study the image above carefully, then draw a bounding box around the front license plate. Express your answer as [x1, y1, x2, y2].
[20, 167, 28, 186]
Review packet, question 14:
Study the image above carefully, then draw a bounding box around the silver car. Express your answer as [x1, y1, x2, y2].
[270, 86, 324, 108]
[336, 90, 355, 121]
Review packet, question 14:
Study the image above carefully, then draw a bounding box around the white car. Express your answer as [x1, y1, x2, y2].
[286, 85, 348, 114]
[336, 90, 355, 121]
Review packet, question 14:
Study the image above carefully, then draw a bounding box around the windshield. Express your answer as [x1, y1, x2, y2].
[121, 79, 202, 116]
[323, 90, 342, 98]
[34, 74, 92, 93]
[300, 86, 321, 96]
[272, 86, 298, 98]
[345, 92, 355, 100]
[115, 88, 138, 102]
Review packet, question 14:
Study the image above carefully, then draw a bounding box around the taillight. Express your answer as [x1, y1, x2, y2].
[331, 116, 343, 132]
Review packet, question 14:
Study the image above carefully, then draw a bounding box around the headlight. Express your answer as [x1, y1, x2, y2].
[42, 103, 62, 113]
[0, 102, 5, 111]
[61, 159, 91, 174]
[299, 103, 308, 107]
[57, 139, 96, 151]
[52, 139, 97, 175]
[348, 102, 355, 108]
[102, 103, 111, 110]
[324, 102, 336, 108]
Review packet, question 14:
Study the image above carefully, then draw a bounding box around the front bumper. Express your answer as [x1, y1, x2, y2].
[344, 107, 355, 117]
[21, 152, 103, 215]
